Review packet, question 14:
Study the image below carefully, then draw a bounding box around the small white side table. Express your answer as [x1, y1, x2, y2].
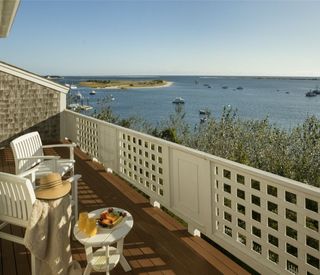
[73, 207, 134, 275]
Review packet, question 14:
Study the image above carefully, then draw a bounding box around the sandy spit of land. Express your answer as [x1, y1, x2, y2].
[96, 81, 173, 90]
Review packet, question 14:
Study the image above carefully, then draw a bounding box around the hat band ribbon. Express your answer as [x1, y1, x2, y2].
[38, 179, 64, 190]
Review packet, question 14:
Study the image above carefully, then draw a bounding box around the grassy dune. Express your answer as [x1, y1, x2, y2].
[80, 79, 168, 89]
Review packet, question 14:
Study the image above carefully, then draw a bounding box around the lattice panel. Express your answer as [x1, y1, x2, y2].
[76, 117, 99, 159]
[118, 131, 166, 199]
[212, 164, 320, 275]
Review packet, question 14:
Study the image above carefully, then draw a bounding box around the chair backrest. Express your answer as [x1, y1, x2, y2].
[0, 172, 36, 228]
[10, 131, 44, 175]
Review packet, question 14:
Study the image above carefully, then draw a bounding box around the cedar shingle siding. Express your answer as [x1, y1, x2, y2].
[0, 71, 60, 147]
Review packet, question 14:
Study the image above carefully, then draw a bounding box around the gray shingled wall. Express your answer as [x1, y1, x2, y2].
[0, 71, 61, 147]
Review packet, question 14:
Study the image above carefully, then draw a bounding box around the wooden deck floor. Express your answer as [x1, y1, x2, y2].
[0, 147, 250, 275]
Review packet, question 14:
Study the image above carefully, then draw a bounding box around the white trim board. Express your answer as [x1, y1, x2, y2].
[0, 61, 69, 94]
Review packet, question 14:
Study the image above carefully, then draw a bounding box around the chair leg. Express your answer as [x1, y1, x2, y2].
[31, 254, 36, 275]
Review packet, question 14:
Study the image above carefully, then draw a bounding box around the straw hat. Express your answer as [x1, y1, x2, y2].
[35, 173, 71, 200]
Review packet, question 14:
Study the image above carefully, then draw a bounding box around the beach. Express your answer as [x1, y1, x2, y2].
[92, 81, 173, 90]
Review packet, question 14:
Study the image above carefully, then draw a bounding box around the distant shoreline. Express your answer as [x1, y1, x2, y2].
[100, 81, 173, 90]
[80, 80, 173, 90]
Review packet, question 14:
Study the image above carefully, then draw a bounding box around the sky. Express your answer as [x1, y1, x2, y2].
[1, 0, 320, 76]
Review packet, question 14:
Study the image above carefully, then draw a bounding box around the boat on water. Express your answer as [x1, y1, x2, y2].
[311, 87, 320, 95]
[90, 90, 96, 95]
[199, 109, 210, 115]
[65, 83, 78, 90]
[80, 105, 93, 111]
[172, 97, 185, 104]
[306, 90, 317, 97]
[67, 103, 92, 111]
[68, 103, 80, 110]
[222, 86, 228, 89]
[200, 117, 208, 123]
[236, 86, 244, 90]
[76, 92, 83, 99]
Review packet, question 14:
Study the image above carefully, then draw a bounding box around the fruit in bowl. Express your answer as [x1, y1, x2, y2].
[98, 208, 127, 228]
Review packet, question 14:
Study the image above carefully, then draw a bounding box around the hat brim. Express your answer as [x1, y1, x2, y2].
[35, 180, 71, 200]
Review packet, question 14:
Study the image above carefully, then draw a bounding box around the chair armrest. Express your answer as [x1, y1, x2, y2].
[42, 143, 76, 161]
[18, 166, 39, 178]
[66, 174, 81, 221]
[42, 143, 76, 149]
[18, 167, 39, 187]
[17, 156, 60, 160]
[65, 174, 82, 183]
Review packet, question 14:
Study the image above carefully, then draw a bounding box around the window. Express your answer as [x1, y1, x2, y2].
[224, 225, 232, 237]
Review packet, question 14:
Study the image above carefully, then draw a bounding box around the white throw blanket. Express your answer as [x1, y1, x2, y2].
[25, 196, 82, 275]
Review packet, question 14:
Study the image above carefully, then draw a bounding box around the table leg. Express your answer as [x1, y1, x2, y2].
[84, 245, 93, 275]
[84, 263, 93, 275]
[117, 238, 131, 272]
[104, 245, 110, 275]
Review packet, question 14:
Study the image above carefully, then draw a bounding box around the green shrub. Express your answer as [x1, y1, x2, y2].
[95, 104, 320, 188]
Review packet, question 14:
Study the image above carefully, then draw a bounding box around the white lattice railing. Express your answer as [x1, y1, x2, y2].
[61, 110, 320, 275]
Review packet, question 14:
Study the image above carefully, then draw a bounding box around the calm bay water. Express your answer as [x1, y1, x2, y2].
[58, 76, 320, 129]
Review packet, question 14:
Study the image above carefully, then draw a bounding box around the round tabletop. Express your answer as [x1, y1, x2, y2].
[73, 207, 134, 247]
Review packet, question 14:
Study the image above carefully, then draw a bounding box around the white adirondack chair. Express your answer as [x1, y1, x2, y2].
[0, 170, 81, 275]
[0, 170, 37, 275]
[10, 131, 76, 180]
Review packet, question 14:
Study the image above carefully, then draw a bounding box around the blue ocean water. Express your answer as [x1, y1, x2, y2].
[58, 76, 320, 129]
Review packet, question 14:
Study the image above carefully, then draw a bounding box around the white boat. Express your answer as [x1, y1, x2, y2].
[76, 92, 83, 99]
[199, 109, 210, 115]
[65, 83, 78, 89]
[68, 103, 80, 111]
[90, 90, 96, 95]
[80, 105, 93, 111]
[172, 97, 185, 104]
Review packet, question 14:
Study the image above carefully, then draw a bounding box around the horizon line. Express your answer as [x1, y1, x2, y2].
[46, 74, 320, 79]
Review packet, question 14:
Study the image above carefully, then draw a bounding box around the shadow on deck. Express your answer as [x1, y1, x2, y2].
[0, 147, 250, 275]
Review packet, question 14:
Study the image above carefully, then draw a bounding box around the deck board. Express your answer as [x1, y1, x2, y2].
[0, 147, 250, 275]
